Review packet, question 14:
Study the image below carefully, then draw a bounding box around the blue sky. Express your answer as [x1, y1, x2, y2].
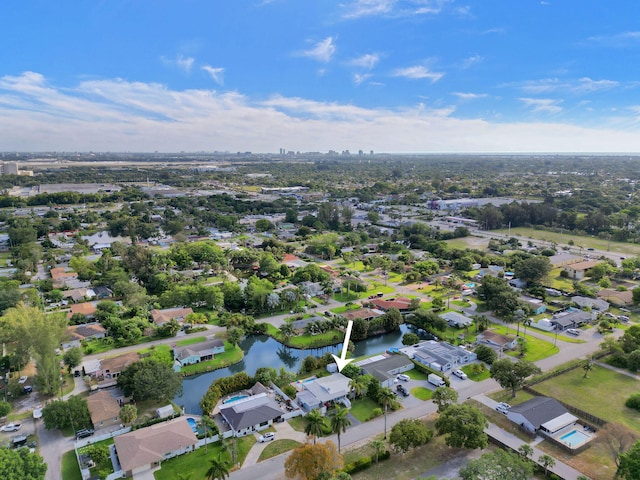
[2, 0, 640, 153]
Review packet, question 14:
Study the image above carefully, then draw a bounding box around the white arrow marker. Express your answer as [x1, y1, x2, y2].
[332, 320, 354, 372]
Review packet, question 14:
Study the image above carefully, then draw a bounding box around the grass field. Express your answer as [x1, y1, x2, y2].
[488, 325, 560, 362]
[61, 450, 83, 480]
[492, 226, 640, 256]
[411, 386, 433, 400]
[258, 439, 302, 462]
[154, 436, 255, 479]
[461, 364, 491, 382]
[175, 336, 207, 346]
[533, 364, 640, 432]
[179, 342, 244, 376]
[350, 398, 381, 422]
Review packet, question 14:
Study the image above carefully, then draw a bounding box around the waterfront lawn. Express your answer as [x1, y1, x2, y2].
[533, 364, 640, 431]
[179, 342, 244, 375]
[61, 450, 83, 480]
[265, 323, 344, 348]
[411, 387, 433, 400]
[488, 325, 559, 362]
[258, 439, 302, 462]
[138, 344, 173, 365]
[350, 398, 381, 422]
[154, 436, 256, 480]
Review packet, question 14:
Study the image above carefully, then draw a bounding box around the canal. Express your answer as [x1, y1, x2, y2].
[174, 324, 429, 414]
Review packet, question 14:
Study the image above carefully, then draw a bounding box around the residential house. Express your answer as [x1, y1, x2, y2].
[61, 323, 106, 350]
[93, 285, 113, 300]
[548, 252, 582, 268]
[113, 417, 198, 478]
[296, 373, 352, 414]
[172, 338, 224, 370]
[342, 308, 384, 322]
[50, 266, 78, 288]
[87, 390, 121, 429]
[439, 311, 473, 329]
[150, 307, 194, 327]
[571, 296, 609, 311]
[282, 254, 308, 269]
[412, 341, 477, 372]
[597, 289, 634, 307]
[519, 296, 547, 315]
[68, 302, 98, 319]
[551, 310, 593, 330]
[95, 352, 141, 380]
[563, 260, 600, 280]
[476, 331, 518, 350]
[368, 297, 412, 313]
[509, 278, 528, 290]
[219, 393, 285, 437]
[357, 354, 414, 388]
[63, 287, 96, 303]
[290, 316, 323, 332]
[506, 396, 576, 435]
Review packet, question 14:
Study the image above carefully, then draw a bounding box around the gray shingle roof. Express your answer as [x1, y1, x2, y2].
[509, 396, 568, 430]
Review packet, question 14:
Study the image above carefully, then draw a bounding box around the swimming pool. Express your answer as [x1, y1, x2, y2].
[464, 283, 475, 289]
[223, 394, 249, 404]
[186, 417, 197, 433]
[559, 429, 590, 447]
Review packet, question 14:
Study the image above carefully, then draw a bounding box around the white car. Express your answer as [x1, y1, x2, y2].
[18, 376, 28, 384]
[397, 374, 410, 382]
[452, 369, 468, 380]
[1, 423, 22, 432]
[258, 432, 275, 443]
[566, 328, 580, 336]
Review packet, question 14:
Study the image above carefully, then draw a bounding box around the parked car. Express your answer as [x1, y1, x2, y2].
[618, 315, 630, 323]
[397, 374, 410, 382]
[452, 369, 468, 380]
[23, 386, 33, 394]
[18, 376, 28, 384]
[496, 405, 509, 414]
[1, 423, 22, 432]
[258, 432, 275, 443]
[566, 328, 581, 336]
[11, 435, 27, 448]
[396, 384, 409, 397]
[75, 428, 95, 439]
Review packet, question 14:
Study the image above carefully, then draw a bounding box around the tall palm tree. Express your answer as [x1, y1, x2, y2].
[206, 456, 230, 480]
[348, 377, 364, 400]
[377, 387, 396, 440]
[279, 323, 296, 343]
[198, 416, 216, 453]
[523, 317, 532, 338]
[304, 409, 325, 444]
[329, 406, 351, 453]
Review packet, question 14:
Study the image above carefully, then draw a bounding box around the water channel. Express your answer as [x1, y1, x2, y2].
[174, 324, 430, 414]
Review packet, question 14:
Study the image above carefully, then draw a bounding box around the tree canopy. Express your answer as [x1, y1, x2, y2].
[284, 441, 343, 480]
[490, 358, 541, 398]
[117, 359, 182, 402]
[435, 404, 488, 450]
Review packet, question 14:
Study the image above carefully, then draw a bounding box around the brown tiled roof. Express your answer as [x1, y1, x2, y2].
[150, 308, 194, 326]
[87, 390, 120, 425]
[69, 302, 97, 317]
[114, 418, 197, 473]
[369, 297, 411, 311]
[342, 308, 383, 321]
[65, 323, 105, 342]
[100, 352, 140, 375]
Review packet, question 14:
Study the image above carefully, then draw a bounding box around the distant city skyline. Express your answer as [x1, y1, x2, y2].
[2, 1, 640, 153]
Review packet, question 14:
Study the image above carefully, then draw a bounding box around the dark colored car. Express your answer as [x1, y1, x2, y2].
[75, 428, 95, 439]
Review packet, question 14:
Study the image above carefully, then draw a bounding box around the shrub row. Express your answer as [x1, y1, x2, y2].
[343, 450, 391, 474]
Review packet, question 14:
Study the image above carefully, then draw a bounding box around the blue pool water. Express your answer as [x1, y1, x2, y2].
[186, 417, 197, 432]
[223, 394, 249, 404]
[464, 283, 475, 288]
[559, 429, 589, 447]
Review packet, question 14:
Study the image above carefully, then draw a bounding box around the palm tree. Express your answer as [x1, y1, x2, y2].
[206, 456, 230, 480]
[370, 438, 385, 465]
[279, 323, 296, 343]
[582, 358, 593, 378]
[538, 454, 555, 477]
[198, 416, 216, 453]
[523, 317, 532, 338]
[378, 387, 396, 440]
[348, 376, 364, 400]
[304, 409, 325, 444]
[329, 406, 351, 453]
[513, 308, 525, 336]
[518, 443, 533, 460]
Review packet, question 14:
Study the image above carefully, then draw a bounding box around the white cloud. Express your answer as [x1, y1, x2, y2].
[202, 66, 225, 86]
[353, 73, 372, 85]
[392, 65, 444, 82]
[301, 37, 336, 63]
[161, 54, 195, 73]
[4, 72, 640, 153]
[349, 53, 380, 70]
[341, 0, 449, 19]
[453, 92, 488, 100]
[519, 97, 563, 114]
[341, 0, 396, 19]
[512, 77, 619, 95]
[461, 54, 483, 69]
[588, 31, 640, 47]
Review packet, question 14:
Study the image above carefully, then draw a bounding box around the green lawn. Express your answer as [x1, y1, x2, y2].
[534, 364, 640, 431]
[460, 364, 491, 382]
[78, 438, 115, 478]
[179, 342, 244, 375]
[488, 325, 560, 362]
[350, 397, 381, 422]
[154, 436, 255, 479]
[331, 304, 363, 314]
[138, 344, 173, 365]
[406, 369, 429, 381]
[258, 439, 302, 461]
[411, 386, 433, 400]
[175, 336, 207, 346]
[61, 450, 82, 480]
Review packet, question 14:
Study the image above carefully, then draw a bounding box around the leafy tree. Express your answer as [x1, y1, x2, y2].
[435, 404, 488, 449]
[63, 347, 83, 373]
[227, 328, 244, 347]
[86, 444, 110, 465]
[517, 444, 533, 460]
[402, 332, 420, 346]
[329, 407, 351, 453]
[117, 359, 182, 402]
[119, 404, 138, 425]
[0, 448, 47, 480]
[432, 387, 458, 413]
[42, 396, 92, 431]
[370, 438, 385, 465]
[388, 418, 433, 454]
[206, 457, 230, 480]
[599, 423, 638, 468]
[304, 409, 326, 444]
[459, 448, 533, 480]
[513, 256, 552, 284]
[0, 400, 11, 417]
[475, 344, 497, 365]
[490, 358, 541, 398]
[284, 441, 343, 480]
[538, 454, 555, 477]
